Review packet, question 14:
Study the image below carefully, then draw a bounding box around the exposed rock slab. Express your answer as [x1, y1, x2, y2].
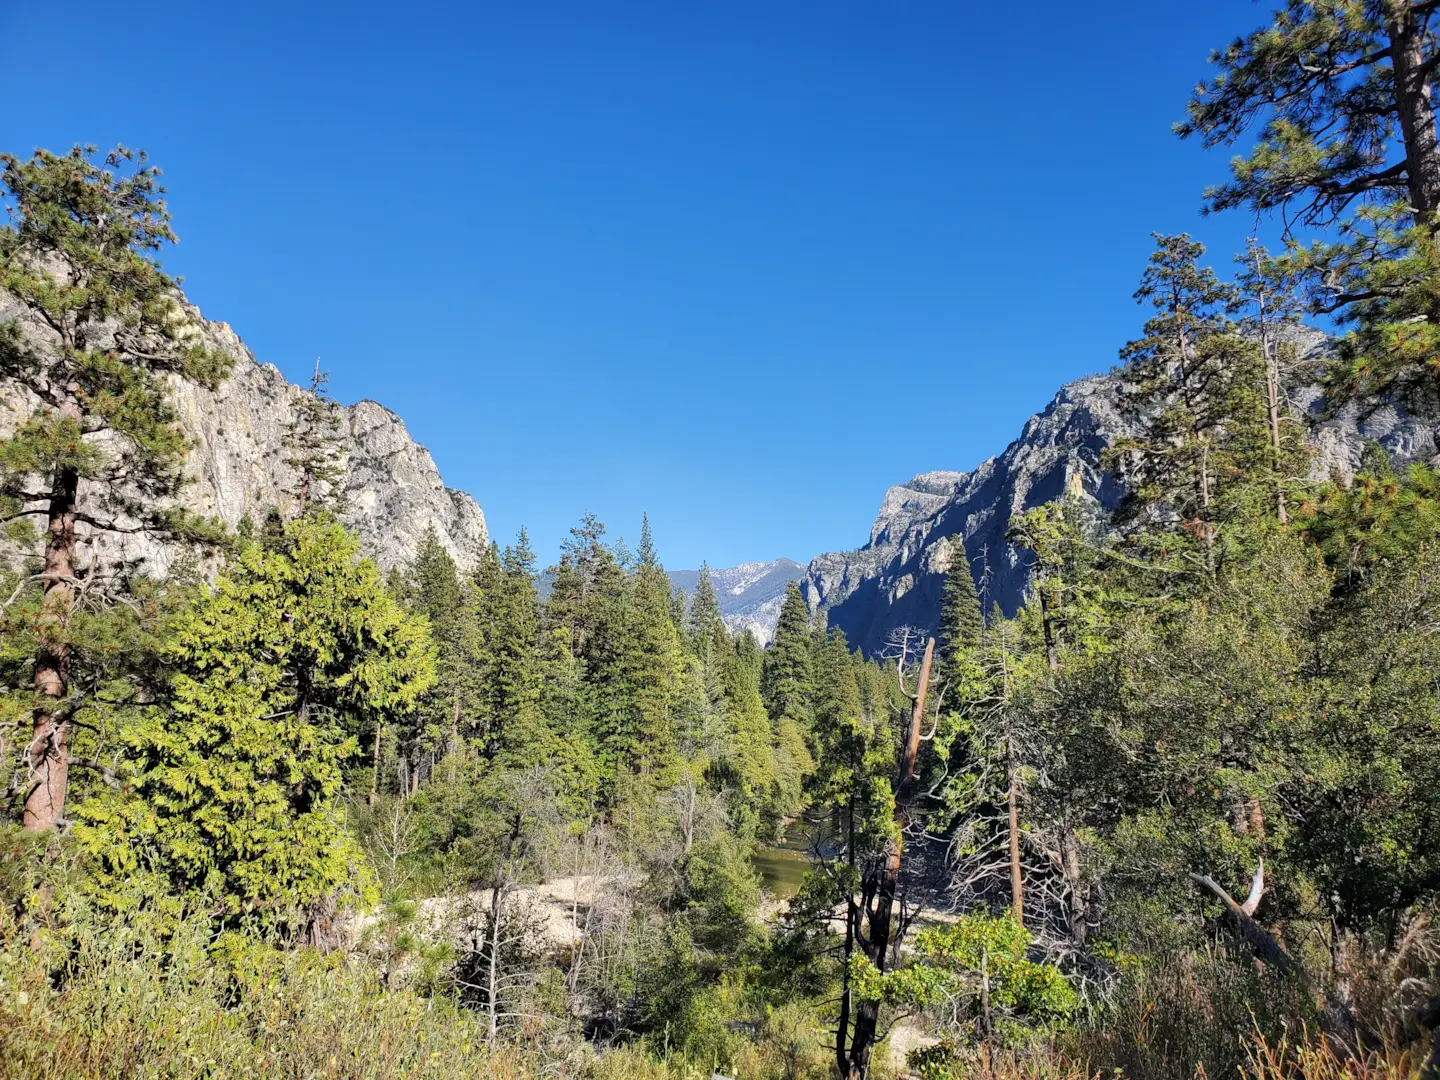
[0, 292, 487, 575]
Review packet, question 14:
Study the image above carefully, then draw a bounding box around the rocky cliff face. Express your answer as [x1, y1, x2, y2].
[803, 337, 1439, 657]
[668, 558, 807, 645]
[0, 292, 488, 575]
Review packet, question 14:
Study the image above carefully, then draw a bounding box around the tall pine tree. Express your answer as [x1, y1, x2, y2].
[0, 146, 234, 830]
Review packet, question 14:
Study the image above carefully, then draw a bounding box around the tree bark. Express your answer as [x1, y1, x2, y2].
[24, 464, 78, 831]
[487, 880, 503, 1040]
[1189, 869, 1302, 976]
[1388, 4, 1440, 231]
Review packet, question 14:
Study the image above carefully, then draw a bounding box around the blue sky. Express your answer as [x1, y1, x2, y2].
[3, 1, 1285, 569]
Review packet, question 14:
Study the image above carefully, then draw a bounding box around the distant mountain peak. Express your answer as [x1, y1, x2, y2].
[668, 558, 806, 645]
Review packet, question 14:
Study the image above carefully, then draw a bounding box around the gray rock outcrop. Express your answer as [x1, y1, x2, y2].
[0, 292, 487, 575]
[803, 334, 1438, 657]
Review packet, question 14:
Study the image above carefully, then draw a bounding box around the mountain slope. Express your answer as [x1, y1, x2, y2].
[668, 558, 807, 644]
[802, 337, 1438, 657]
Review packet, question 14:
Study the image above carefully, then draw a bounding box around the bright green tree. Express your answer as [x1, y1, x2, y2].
[687, 563, 725, 648]
[761, 581, 815, 738]
[0, 145, 234, 830]
[75, 516, 434, 920]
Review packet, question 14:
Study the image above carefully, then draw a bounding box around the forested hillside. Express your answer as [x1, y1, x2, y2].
[6, 4, 1440, 1080]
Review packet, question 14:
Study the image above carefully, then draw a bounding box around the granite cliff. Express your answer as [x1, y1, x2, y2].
[803, 335, 1439, 657]
[0, 290, 487, 575]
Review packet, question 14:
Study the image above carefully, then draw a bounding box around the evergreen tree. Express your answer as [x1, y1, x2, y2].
[1106, 235, 1267, 573]
[761, 581, 815, 740]
[404, 527, 463, 650]
[284, 359, 345, 516]
[716, 632, 779, 832]
[76, 516, 434, 918]
[477, 534, 549, 769]
[622, 513, 683, 781]
[1179, 1, 1440, 411]
[688, 563, 725, 648]
[937, 542, 983, 681]
[0, 146, 234, 830]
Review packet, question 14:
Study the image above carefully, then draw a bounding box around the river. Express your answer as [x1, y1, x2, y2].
[750, 828, 816, 899]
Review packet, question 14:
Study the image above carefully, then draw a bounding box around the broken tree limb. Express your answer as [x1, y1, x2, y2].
[1189, 862, 1304, 978]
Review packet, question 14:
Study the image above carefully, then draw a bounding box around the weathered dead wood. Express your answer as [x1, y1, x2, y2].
[1188, 861, 1304, 977]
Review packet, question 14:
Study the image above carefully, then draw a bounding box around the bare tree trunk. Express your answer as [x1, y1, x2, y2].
[487, 881, 503, 1040]
[1251, 242, 1289, 525]
[1007, 739, 1024, 924]
[24, 465, 78, 831]
[1000, 636, 1024, 922]
[835, 796, 858, 1080]
[843, 637, 934, 1080]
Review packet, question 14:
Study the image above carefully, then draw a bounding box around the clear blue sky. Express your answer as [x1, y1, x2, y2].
[3, 1, 1282, 569]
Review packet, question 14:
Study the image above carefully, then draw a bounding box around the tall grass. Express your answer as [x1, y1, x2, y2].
[0, 908, 537, 1080]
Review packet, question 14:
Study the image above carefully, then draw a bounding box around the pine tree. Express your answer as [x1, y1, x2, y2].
[688, 563, 725, 648]
[624, 513, 683, 781]
[1179, 1, 1440, 411]
[0, 146, 234, 830]
[404, 527, 463, 649]
[473, 532, 548, 769]
[1231, 241, 1314, 526]
[761, 581, 815, 739]
[937, 542, 983, 681]
[1106, 235, 1266, 573]
[284, 359, 346, 515]
[716, 632, 778, 832]
[75, 516, 434, 917]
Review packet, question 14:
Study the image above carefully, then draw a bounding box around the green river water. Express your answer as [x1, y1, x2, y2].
[750, 830, 813, 899]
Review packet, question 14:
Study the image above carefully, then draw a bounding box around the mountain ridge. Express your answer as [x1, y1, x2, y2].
[802, 333, 1440, 657]
[668, 558, 807, 645]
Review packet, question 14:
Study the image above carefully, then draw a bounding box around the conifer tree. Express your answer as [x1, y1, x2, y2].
[76, 516, 434, 916]
[284, 359, 345, 516]
[688, 563, 725, 648]
[623, 514, 682, 780]
[937, 542, 983, 681]
[1231, 241, 1314, 525]
[0, 146, 234, 830]
[761, 581, 815, 739]
[391, 527, 466, 791]
[1107, 235, 1266, 573]
[714, 632, 778, 832]
[1180, 1, 1440, 410]
[468, 532, 548, 769]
